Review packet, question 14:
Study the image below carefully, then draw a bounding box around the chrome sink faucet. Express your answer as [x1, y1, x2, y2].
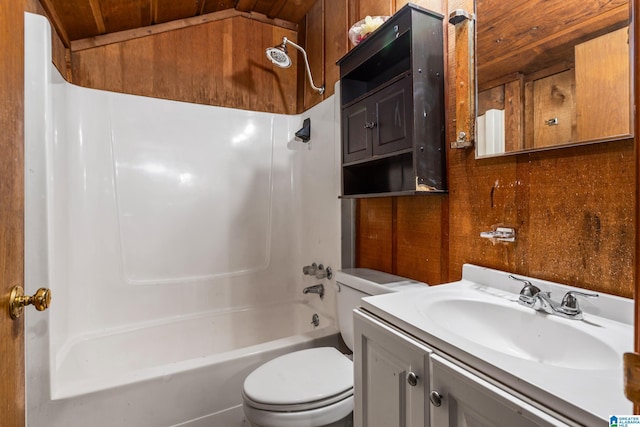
[510, 275, 598, 320]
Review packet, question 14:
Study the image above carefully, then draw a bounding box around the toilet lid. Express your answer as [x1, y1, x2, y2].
[243, 347, 353, 406]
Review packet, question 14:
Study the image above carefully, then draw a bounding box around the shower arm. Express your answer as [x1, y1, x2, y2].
[283, 37, 325, 95]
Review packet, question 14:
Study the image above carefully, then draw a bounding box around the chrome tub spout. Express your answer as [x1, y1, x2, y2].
[303, 284, 324, 299]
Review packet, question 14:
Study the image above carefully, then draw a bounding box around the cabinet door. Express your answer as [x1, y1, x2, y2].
[429, 355, 572, 427]
[371, 75, 413, 156]
[343, 102, 372, 163]
[354, 309, 432, 427]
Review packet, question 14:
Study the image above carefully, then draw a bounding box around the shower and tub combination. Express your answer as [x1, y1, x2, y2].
[24, 13, 341, 427]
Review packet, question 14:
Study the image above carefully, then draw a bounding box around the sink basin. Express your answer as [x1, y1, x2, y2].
[417, 289, 621, 370]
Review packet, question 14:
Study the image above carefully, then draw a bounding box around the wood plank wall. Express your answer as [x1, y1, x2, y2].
[339, 0, 634, 296]
[71, 17, 299, 114]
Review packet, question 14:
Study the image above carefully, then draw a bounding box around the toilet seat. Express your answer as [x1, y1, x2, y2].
[242, 347, 353, 412]
[243, 394, 354, 427]
[244, 387, 353, 412]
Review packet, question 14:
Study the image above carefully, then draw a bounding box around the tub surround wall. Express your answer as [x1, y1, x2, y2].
[25, 13, 340, 426]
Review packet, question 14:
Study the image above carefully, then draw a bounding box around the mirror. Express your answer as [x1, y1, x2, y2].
[475, 0, 633, 157]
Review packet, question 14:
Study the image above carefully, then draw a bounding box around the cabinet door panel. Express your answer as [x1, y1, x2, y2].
[354, 309, 431, 427]
[372, 76, 413, 156]
[430, 355, 572, 427]
[343, 103, 371, 163]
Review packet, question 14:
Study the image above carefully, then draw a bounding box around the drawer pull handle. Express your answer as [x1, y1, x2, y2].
[364, 122, 377, 129]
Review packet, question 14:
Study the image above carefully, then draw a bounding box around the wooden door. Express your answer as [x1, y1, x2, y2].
[0, 1, 26, 426]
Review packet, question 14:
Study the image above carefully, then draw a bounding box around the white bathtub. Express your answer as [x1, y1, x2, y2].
[53, 301, 338, 400]
[36, 301, 340, 426]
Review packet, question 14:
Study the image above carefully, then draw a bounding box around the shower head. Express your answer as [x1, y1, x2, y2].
[265, 37, 325, 95]
[265, 42, 292, 68]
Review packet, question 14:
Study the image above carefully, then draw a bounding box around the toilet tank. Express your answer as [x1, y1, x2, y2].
[334, 268, 427, 351]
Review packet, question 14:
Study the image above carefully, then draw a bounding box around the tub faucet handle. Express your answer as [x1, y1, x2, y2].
[314, 264, 333, 280]
[303, 263, 318, 275]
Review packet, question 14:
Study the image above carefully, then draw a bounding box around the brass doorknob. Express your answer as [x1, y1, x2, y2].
[9, 285, 51, 319]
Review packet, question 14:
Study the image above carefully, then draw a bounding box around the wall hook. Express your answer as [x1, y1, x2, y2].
[295, 118, 311, 142]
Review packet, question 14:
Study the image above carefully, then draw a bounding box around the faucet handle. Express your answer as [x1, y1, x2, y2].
[509, 275, 540, 306]
[303, 263, 318, 275]
[509, 274, 533, 289]
[560, 290, 599, 314]
[313, 264, 333, 280]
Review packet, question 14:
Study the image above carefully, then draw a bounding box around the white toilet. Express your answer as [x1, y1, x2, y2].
[242, 268, 427, 427]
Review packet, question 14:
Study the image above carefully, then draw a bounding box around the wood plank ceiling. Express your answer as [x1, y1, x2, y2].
[41, 0, 314, 44]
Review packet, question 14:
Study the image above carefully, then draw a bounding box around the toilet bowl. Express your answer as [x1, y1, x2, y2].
[242, 269, 427, 427]
[242, 347, 353, 427]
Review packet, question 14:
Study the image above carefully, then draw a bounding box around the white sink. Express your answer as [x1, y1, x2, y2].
[418, 292, 621, 370]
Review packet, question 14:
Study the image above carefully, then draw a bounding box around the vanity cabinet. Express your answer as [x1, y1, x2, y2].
[354, 309, 431, 427]
[337, 4, 446, 197]
[354, 308, 574, 427]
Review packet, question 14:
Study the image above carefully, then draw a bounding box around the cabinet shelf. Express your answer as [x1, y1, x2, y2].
[337, 3, 446, 197]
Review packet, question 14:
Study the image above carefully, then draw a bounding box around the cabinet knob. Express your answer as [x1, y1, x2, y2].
[407, 372, 418, 386]
[363, 121, 377, 129]
[429, 390, 443, 407]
